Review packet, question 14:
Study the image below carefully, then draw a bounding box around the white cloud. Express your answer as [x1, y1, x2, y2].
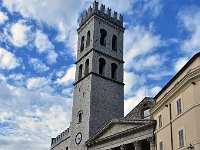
[0, 48, 20, 70]
[124, 87, 147, 115]
[47, 50, 58, 64]
[26, 77, 49, 90]
[2, 0, 83, 57]
[178, 6, 200, 53]
[35, 30, 54, 53]
[174, 57, 188, 73]
[29, 58, 49, 72]
[10, 22, 30, 47]
[0, 80, 73, 150]
[56, 64, 76, 85]
[124, 85, 161, 115]
[0, 112, 13, 123]
[147, 70, 173, 80]
[0, 74, 6, 81]
[0, 11, 8, 24]
[150, 86, 161, 96]
[34, 31, 58, 63]
[124, 25, 161, 69]
[124, 71, 146, 96]
[132, 54, 165, 71]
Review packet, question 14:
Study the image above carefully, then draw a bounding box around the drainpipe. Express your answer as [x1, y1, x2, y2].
[169, 103, 174, 150]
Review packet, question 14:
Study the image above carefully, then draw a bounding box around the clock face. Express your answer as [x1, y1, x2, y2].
[75, 133, 82, 145]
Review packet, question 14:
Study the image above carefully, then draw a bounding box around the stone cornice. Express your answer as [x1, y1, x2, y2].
[151, 66, 200, 114]
[75, 48, 124, 64]
[73, 71, 124, 86]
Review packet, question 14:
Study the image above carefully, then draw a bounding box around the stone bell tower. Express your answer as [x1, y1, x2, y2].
[70, 1, 125, 149]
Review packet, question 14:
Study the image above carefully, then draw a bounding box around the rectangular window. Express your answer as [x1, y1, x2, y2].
[159, 141, 163, 150]
[158, 114, 162, 128]
[177, 98, 182, 115]
[178, 129, 184, 148]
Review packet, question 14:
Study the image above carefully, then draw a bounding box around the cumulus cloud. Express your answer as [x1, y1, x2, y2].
[124, 86, 161, 115]
[0, 80, 73, 150]
[124, 71, 146, 96]
[2, 0, 83, 57]
[178, 6, 200, 53]
[34, 31, 58, 64]
[124, 25, 161, 69]
[174, 57, 188, 73]
[47, 50, 58, 64]
[0, 11, 8, 24]
[0, 74, 6, 81]
[35, 30, 54, 53]
[10, 21, 30, 47]
[26, 77, 50, 90]
[56, 65, 76, 85]
[132, 54, 166, 71]
[29, 58, 49, 72]
[0, 48, 20, 70]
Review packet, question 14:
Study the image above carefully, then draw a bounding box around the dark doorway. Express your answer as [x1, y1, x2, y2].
[141, 139, 150, 150]
[126, 143, 135, 149]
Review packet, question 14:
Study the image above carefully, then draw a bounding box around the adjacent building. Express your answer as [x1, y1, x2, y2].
[151, 53, 200, 150]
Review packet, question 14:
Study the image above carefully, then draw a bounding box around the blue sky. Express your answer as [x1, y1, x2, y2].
[0, 0, 200, 149]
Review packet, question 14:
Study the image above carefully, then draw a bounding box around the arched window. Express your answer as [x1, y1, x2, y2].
[99, 58, 106, 75]
[80, 36, 85, 52]
[112, 35, 117, 51]
[77, 110, 83, 123]
[111, 63, 117, 79]
[78, 64, 83, 80]
[86, 30, 90, 47]
[100, 29, 107, 46]
[85, 59, 89, 75]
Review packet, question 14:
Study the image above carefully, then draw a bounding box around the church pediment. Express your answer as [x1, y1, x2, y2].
[87, 119, 155, 146]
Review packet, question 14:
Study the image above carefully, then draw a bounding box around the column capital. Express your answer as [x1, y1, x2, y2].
[147, 136, 155, 145]
[147, 137, 156, 150]
[133, 141, 141, 150]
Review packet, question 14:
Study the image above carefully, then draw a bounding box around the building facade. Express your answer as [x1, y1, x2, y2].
[151, 53, 200, 150]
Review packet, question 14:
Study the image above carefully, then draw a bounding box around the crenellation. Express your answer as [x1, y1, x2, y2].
[107, 7, 111, 17]
[113, 11, 117, 20]
[51, 128, 70, 147]
[93, 0, 99, 12]
[79, 0, 124, 29]
[100, 4, 105, 13]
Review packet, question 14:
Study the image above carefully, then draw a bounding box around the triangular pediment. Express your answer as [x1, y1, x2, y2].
[97, 122, 139, 140]
[87, 119, 153, 144]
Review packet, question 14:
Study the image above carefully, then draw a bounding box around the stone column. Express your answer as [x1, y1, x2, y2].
[133, 141, 141, 150]
[147, 137, 156, 150]
[120, 144, 127, 150]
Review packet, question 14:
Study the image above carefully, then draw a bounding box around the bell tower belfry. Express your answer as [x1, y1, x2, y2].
[70, 1, 125, 149]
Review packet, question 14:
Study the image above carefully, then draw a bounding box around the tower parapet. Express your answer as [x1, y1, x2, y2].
[79, 0, 124, 29]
